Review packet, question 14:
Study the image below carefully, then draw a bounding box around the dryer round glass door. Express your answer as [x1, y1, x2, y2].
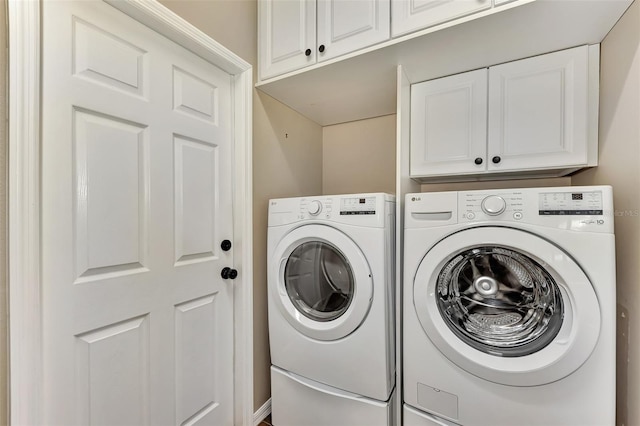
[270, 224, 373, 341]
[284, 241, 354, 322]
[413, 226, 601, 386]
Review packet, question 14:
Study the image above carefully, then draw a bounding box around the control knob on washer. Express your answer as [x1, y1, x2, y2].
[307, 200, 322, 216]
[481, 195, 506, 216]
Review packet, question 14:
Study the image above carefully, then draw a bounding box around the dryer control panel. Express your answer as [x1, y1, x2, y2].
[269, 193, 395, 228]
[339, 196, 377, 215]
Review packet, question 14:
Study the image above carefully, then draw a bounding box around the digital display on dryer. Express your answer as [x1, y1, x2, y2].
[340, 197, 376, 215]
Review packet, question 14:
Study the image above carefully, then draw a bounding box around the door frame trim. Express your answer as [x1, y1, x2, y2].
[7, 1, 254, 424]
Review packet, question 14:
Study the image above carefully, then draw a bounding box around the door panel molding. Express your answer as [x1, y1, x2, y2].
[7, 1, 253, 425]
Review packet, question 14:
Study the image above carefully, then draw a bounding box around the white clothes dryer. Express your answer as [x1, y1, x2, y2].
[268, 193, 396, 425]
[403, 186, 616, 426]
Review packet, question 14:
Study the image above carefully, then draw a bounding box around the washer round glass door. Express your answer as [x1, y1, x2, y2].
[413, 227, 601, 386]
[270, 224, 373, 341]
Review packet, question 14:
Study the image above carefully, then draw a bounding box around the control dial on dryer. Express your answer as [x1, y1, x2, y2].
[307, 200, 323, 216]
[481, 195, 506, 216]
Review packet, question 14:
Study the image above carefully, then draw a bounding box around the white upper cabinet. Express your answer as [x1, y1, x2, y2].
[256, 0, 631, 126]
[318, 0, 390, 62]
[487, 46, 590, 173]
[410, 68, 488, 176]
[410, 45, 598, 181]
[392, 0, 491, 38]
[259, 0, 316, 80]
[259, 0, 390, 81]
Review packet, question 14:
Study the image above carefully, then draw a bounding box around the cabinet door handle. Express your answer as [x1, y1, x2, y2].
[474, 157, 483, 165]
[318, 44, 325, 53]
[492, 156, 501, 164]
[305, 48, 311, 57]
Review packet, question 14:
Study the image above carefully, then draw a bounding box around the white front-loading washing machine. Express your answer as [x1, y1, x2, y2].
[268, 193, 396, 425]
[403, 186, 616, 426]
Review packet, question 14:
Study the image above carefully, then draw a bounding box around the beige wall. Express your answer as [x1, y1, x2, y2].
[322, 115, 396, 195]
[159, 0, 256, 66]
[572, 2, 640, 424]
[159, 0, 323, 412]
[251, 91, 322, 407]
[420, 177, 571, 192]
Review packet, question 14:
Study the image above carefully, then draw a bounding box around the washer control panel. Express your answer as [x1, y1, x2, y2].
[458, 188, 610, 231]
[407, 186, 612, 233]
[461, 191, 525, 221]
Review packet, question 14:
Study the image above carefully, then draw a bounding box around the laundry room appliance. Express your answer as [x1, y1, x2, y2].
[403, 186, 616, 426]
[268, 193, 396, 425]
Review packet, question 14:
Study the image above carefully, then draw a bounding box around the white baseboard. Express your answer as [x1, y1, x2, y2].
[253, 398, 272, 425]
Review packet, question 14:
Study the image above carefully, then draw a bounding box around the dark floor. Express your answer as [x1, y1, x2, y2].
[258, 414, 272, 426]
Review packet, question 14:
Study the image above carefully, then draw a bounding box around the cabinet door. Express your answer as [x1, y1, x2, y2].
[317, 0, 390, 62]
[410, 68, 488, 177]
[259, 0, 316, 80]
[392, 0, 491, 38]
[487, 46, 589, 172]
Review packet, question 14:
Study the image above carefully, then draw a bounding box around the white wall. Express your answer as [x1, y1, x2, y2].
[0, 0, 7, 421]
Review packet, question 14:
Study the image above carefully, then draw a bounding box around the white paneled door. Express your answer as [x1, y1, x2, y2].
[41, 1, 234, 424]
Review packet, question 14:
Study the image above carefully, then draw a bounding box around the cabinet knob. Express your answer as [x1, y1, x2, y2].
[492, 156, 502, 164]
[305, 48, 311, 57]
[474, 157, 483, 165]
[319, 44, 325, 53]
